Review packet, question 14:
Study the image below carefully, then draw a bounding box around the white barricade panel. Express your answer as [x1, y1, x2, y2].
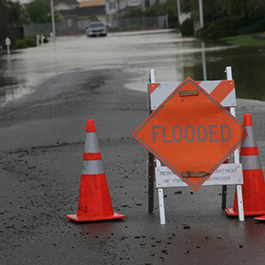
[156, 163, 243, 188]
[150, 80, 236, 110]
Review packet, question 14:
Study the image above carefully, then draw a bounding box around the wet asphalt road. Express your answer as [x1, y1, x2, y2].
[1, 28, 265, 264]
[1, 67, 265, 265]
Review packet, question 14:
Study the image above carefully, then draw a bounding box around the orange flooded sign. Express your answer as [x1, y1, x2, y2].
[132, 77, 247, 191]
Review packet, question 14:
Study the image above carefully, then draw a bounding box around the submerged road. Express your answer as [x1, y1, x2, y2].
[1, 29, 245, 106]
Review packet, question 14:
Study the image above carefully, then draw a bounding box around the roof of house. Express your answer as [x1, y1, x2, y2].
[80, 0, 105, 7]
[58, 5, 105, 17]
[53, 0, 80, 6]
[44, 0, 80, 7]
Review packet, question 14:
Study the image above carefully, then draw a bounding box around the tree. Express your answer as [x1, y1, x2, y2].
[5, 0, 22, 24]
[166, 0, 178, 17]
[218, 0, 265, 24]
[123, 7, 144, 18]
[0, 0, 22, 47]
[166, 0, 178, 27]
[182, 0, 222, 23]
[20, 0, 53, 24]
[145, 3, 166, 17]
[0, 0, 9, 46]
[123, 3, 166, 18]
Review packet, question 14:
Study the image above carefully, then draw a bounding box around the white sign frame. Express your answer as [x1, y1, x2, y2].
[148, 67, 244, 224]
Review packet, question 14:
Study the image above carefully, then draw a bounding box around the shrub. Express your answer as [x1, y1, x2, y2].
[24, 37, 35, 47]
[34, 34, 49, 45]
[199, 16, 245, 39]
[40, 35, 48, 43]
[10, 35, 48, 50]
[180, 18, 194, 36]
[239, 18, 265, 35]
[13, 39, 28, 49]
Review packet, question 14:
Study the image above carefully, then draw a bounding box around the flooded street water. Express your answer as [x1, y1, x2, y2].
[0, 29, 265, 106]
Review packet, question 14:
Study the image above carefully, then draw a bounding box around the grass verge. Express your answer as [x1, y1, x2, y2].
[220, 32, 265, 46]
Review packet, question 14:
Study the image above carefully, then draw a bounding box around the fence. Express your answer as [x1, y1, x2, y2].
[108, 15, 168, 31]
[23, 15, 168, 38]
[23, 21, 81, 38]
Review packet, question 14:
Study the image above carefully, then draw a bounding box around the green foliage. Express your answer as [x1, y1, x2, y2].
[166, 0, 178, 16]
[20, 0, 56, 24]
[166, 0, 223, 29]
[196, 0, 265, 39]
[165, 0, 178, 28]
[10, 35, 49, 50]
[190, 11, 199, 21]
[13, 39, 28, 49]
[199, 16, 246, 39]
[43, 36, 49, 43]
[24, 37, 36, 47]
[202, 0, 223, 24]
[218, 0, 247, 16]
[123, 7, 144, 18]
[178, 0, 193, 13]
[145, 3, 166, 17]
[0, 0, 22, 47]
[199, 14, 265, 39]
[4, 0, 22, 25]
[184, 0, 223, 23]
[36, 35, 49, 44]
[0, 0, 9, 46]
[123, 3, 166, 18]
[239, 18, 265, 35]
[221, 33, 265, 46]
[218, 0, 265, 18]
[180, 18, 194, 36]
[167, 14, 178, 29]
[174, 0, 265, 39]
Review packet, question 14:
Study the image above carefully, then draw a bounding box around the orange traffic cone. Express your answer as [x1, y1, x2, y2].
[225, 113, 265, 216]
[254, 215, 265, 221]
[66, 120, 125, 222]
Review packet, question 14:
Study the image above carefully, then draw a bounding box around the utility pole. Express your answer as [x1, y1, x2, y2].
[50, 0, 56, 42]
[177, 0, 181, 25]
[199, 0, 204, 28]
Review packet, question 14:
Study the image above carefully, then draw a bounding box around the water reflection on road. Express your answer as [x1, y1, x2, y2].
[0, 30, 265, 106]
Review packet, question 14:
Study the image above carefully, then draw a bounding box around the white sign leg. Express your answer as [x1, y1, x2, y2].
[226, 66, 245, 221]
[237, 185, 244, 221]
[158, 188, 166, 225]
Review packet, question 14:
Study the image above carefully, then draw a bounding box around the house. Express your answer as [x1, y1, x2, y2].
[105, 0, 140, 16]
[58, 5, 106, 31]
[80, 0, 106, 7]
[44, 0, 80, 11]
[54, 0, 166, 33]
[105, 0, 166, 16]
